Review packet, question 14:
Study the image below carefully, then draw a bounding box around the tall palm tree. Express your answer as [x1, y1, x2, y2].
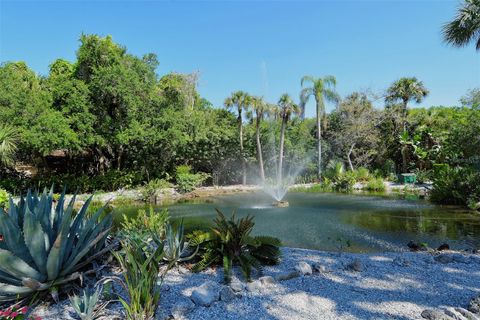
[277, 94, 300, 184]
[443, 0, 480, 51]
[224, 91, 251, 185]
[385, 77, 428, 172]
[300, 75, 339, 180]
[385, 77, 429, 131]
[0, 125, 19, 167]
[250, 96, 269, 183]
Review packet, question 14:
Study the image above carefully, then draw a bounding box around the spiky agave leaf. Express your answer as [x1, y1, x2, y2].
[0, 188, 111, 301]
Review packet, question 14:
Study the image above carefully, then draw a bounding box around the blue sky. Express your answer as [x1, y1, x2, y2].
[1, 0, 479, 116]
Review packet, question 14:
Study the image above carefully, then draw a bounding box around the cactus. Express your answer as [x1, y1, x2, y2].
[0, 188, 112, 301]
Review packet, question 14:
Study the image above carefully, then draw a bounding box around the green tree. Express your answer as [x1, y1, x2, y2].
[300, 75, 339, 179]
[442, 0, 480, 51]
[0, 125, 18, 167]
[224, 91, 251, 185]
[249, 96, 270, 183]
[460, 88, 480, 109]
[277, 94, 300, 183]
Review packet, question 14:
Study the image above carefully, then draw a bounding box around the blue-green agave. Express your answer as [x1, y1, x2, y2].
[0, 189, 112, 301]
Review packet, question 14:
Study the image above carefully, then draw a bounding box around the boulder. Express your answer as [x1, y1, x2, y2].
[219, 286, 236, 302]
[295, 262, 313, 275]
[190, 282, 220, 307]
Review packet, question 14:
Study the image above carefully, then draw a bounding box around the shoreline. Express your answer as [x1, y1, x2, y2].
[33, 246, 480, 320]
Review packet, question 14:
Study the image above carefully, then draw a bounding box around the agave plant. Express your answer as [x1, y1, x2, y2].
[155, 221, 198, 266]
[69, 285, 109, 320]
[0, 189, 112, 301]
[190, 209, 281, 283]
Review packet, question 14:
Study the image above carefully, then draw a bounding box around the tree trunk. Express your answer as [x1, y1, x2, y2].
[347, 143, 355, 171]
[402, 98, 408, 172]
[238, 111, 247, 185]
[316, 99, 323, 180]
[255, 115, 265, 183]
[278, 116, 286, 184]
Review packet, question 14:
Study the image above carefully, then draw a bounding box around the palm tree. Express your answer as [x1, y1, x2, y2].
[300, 75, 339, 180]
[250, 96, 269, 183]
[443, 0, 480, 51]
[0, 125, 18, 167]
[385, 77, 429, 131]
[385, 77, 428, 172]
[224, 91, 251, 185]
[277, 94, 300, 184]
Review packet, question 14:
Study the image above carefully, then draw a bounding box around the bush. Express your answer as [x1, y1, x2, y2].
[140, 178, 173, 203]
[0, 189, 8, 208]
[430, 165, 480, 207]
[120, 207, 169, 242]
[189, 209, 281, 283]
[0, 189, 112, 301]
[175, 165, 209, 193]
[364, 177, 386, 192]
[354, 167, 370, 182]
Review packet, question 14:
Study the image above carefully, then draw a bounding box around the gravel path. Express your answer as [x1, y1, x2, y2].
[158, 247, 480, 320]
[32, 247, 480, 320]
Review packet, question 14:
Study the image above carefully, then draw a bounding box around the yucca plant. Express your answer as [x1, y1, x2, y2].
[189, 209, 281, 283]
[112, 237, 167, 320]
[153, 221, 198, 266]
[69, 285, 108, 320]
[0, 188, 112, 301]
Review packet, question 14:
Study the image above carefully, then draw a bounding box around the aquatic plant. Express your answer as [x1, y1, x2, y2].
[0, 189, 112, 301]
[190, 209, 281, 283]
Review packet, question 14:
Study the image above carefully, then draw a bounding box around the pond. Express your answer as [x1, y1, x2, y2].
[113, 192, 480, 253]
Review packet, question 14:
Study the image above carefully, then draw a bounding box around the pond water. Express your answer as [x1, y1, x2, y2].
[114, 192, 480, 253]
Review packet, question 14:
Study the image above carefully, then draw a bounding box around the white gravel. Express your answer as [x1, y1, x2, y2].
[158, 247, 480, 320]
[31, 247, 480, 320]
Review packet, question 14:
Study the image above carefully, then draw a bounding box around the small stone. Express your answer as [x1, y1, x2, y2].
[313, 263, 329, 273]
[246, 280, 263, 292]
[171, 299, 195, 318]
[345, 258, 362, 272]
[437, 243, 450, 251]
[421, 309, 453, 320]
[435, 254, 454, 264]
[259, 276, 275, 285]
[295, 261, 313, 275]
[219, 286, 236, 302]
[229, 280, 244, 293]
[444, 307, 466, 320]
[469, 296, 480, 314]
[393, 257, 411, 267]
[275, 271, 300, 281]
[190, 282, 220, 307]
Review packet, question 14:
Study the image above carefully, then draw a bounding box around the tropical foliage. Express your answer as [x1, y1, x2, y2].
[190, 209, 281, 283]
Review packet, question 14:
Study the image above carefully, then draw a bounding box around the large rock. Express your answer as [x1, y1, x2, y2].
[190, 282, 220, 307]
[295, 262, 313, 275]
[421, 309, 453, 320]
[219, 286, 236, 302]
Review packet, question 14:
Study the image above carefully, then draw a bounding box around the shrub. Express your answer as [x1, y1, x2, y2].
[120, 207, 169, 242]
[430, 165, 480, 207]
[189, 209, 281, 283]
[364, 177, 386, 192]
[0, 189, 8, 208]
[112, 237, 168, 320]
[140, 178, 173, 203]
[354, 167, 370, 182]
[333, 171, 357, 191]
[153, 220, 197, 266]
[0, 189, 112, 301]
[175, 165, 209, 193]
[0, 306, 40, 320]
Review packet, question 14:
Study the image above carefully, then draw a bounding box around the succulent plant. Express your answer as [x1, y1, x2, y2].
[69, 285, 108, 320]
[157, 221, 198, 265]
[0, 188, 112, 301]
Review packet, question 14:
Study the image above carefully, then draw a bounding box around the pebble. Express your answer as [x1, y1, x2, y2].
[294, 261, 313, 275]
[190, 282, 219, 307]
